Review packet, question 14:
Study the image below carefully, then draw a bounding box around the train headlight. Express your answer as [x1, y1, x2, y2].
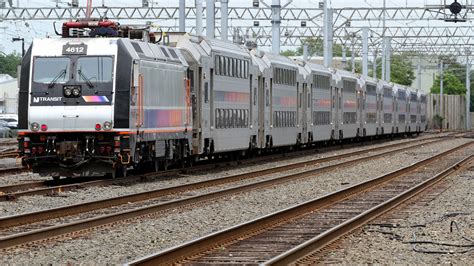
[30, 122, 40, 132]
[103, 121, 112, 130]
[64, 88, 72, 97]
[72, 88, 81, 96]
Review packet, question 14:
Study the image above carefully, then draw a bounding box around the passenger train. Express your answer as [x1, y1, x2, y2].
[17, 21, 427, 178]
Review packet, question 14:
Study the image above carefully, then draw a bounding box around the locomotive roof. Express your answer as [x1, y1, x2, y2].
[126, 39, 188, 66]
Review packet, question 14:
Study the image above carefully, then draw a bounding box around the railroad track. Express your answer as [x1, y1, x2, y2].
[0, 150, 18, 159]
[0, 136, 460, 249]
[127, 142, 472, 265]
[0, 134, 446, 201]
[0, 166, 27, 176]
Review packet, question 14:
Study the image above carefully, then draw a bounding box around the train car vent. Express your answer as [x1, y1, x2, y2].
[160, 47, 170, 58]
[169, 49, 179, 59]
[132, 42, 143, 54]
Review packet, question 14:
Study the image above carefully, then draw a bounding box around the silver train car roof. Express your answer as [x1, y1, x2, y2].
[176, 33, 250, 63]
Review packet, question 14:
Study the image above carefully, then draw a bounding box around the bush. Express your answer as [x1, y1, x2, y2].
[433, 114, 444, 129]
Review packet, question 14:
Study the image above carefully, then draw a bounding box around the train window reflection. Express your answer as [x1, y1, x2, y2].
[33, 57, 71, 83]
[76, 56, 113, 82]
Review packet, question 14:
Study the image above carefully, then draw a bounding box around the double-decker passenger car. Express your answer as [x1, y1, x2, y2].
[17, 24, 428, 178]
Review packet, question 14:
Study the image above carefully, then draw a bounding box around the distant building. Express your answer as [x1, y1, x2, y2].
[409, 57, 438, 93]
[0, 74, 19, 114]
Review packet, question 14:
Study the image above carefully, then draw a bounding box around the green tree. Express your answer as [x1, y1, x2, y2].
[431, 71, 466, 95]
[280, 49, 298, 57]
[0, 53, 21, 78]
[290, 37, 344, 57]
[369, 55, 415, 86]
[390, 55, 416, 86]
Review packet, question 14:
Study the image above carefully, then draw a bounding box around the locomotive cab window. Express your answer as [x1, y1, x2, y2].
[33, 57, 71, 84]
[76, 56, 113, 83]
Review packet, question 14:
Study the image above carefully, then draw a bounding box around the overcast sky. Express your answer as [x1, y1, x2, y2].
[0, 0, 457, 54]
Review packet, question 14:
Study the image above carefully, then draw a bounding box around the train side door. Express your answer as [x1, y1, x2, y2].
[331, 85, 339, 139]
[361, 90, 366, 135]
[301, 82, 309, 143]
[188, 67, 201, 154]
[257, 76, 265, 148]
[377, 92, 382, 131]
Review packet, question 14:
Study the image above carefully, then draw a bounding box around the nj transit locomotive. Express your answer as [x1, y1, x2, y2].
[17, 23, 427, 178]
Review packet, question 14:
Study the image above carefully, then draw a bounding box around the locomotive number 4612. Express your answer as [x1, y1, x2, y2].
[62, 43, 87, 55]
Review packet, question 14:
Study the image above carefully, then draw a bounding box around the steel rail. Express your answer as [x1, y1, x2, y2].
[0, 135, 441, 202]
[265, 156, 473, 265]
[0, 166, 27, 176]
[126, 142, 472, 265]
[0, 137, 442, 227]
[0, 138, 455, 249]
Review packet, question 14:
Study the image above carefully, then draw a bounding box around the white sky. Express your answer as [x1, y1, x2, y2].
[0, 0, 460, 54]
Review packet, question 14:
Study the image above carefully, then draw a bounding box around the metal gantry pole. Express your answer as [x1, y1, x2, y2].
[179, 0, 186, 32]
[417, 58, 422, 90]
[221, 0, 229, 41]
[206, 0, 215, 38]
[323, 0, 330, 67]
[373, 50, 377, 78]
[362, 27, 369, 77]
[328, 8, 333, 67]
[385, 37, 391, 82]
[342, 46, 347, 69]
[466, 54, 471, 130]
[271, 0, 281, 54]
[351, 43, 355, 73]
[195, 0, 203, 35]
[303, 44, 308, 61]
[381, 0, 386, 80]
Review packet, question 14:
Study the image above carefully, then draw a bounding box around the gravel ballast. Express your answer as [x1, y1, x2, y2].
[317, 163, 474, 264]
[0, 137, 471, 264]
[0, 136, 449, 216]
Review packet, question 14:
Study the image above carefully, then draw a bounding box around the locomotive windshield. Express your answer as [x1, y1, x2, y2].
[33, 57, 70, 84]
[76, 56, 113, 83]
